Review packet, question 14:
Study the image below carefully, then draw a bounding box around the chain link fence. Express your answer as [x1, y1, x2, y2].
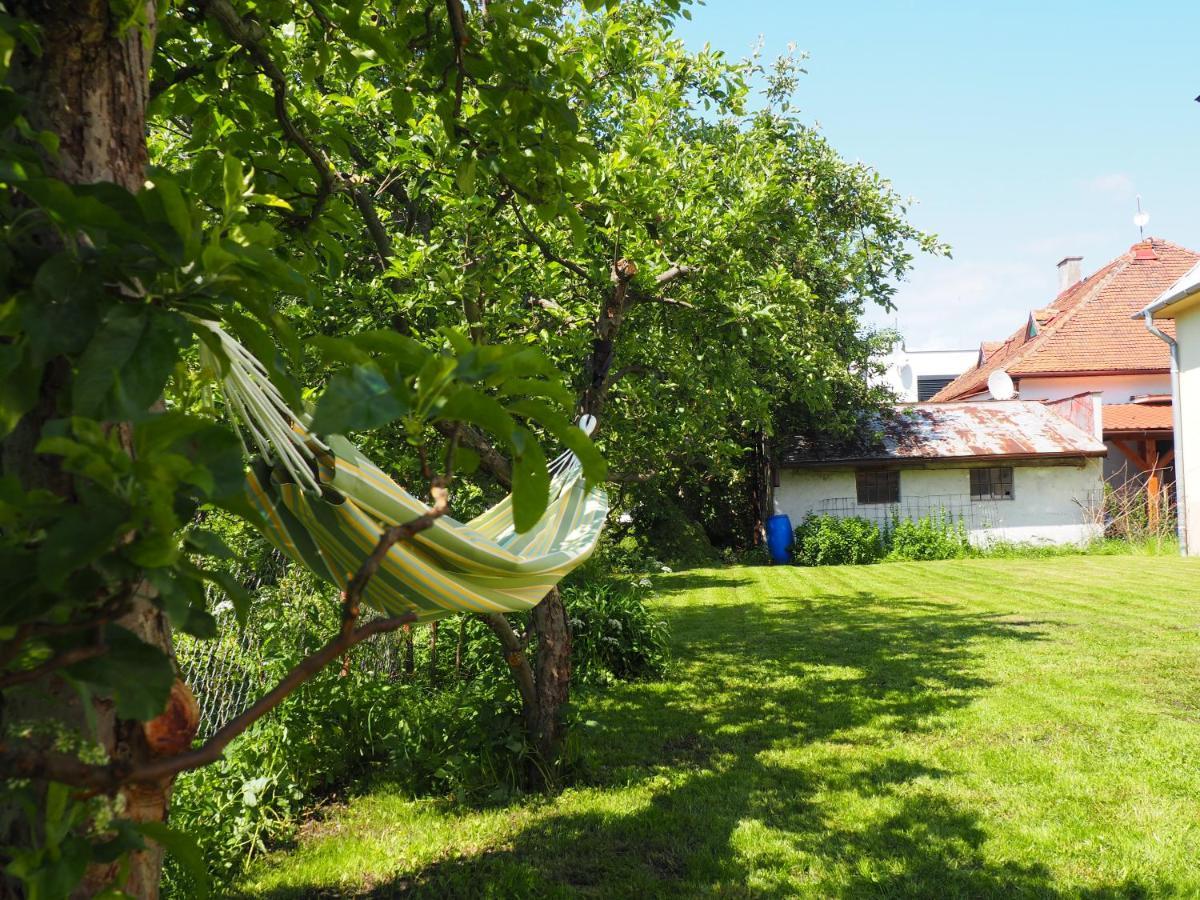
[175, 605, 419, 740]
[815, 493, 992, 531]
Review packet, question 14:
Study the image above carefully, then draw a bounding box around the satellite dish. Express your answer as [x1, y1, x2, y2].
[899, 363, 914, 389]
[987, 369, 1016, 400]
[1134, 195, 1150, 233]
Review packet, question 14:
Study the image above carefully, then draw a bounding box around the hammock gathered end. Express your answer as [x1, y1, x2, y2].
[196, 319, 609, 622]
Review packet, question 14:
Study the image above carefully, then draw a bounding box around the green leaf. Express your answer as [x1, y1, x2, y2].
[351, 331, 432, 373]
[0, 342, 40, 439]
[455, 156, 477, 196]
[510, 426, 549, 533]
[505, 398, 607, 485]
[37, 502, 128, 589]
[497, 377, 575, 409]
[311, 365, 406, 435]
[436, 387, 515, 445]
[147, 568, 216, 638]
[73, 306, 187, 418]
[151, 175, 198, 256]
[450, 445, 480, 476]
[222, 153, 247, 217]
[66, 625, 174, 720]
[137, 822, 210, 899]
[184, 529, 235, 560]
[197, 566, 252, 622]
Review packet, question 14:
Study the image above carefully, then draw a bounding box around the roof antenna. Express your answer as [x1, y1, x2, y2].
[1133, 195, 1150, 240]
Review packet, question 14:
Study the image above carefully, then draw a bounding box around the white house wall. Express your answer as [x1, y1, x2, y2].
[877, 348, 977, 401]
[1017, 374, 1170, 403]
[1174, 307, 1200, 554]
[775, 459, 1105, 547]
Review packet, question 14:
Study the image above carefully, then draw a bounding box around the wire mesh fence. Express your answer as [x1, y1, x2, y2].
[175, 607, 418, 740]
[815, 493, 994, 531]
[814, 490, 1109, 541]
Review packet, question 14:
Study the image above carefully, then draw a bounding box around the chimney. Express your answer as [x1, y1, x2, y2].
[1057, 256, 1083, 292]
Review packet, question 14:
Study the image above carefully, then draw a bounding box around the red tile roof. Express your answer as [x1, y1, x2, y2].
[1103, 402, 1174, 433]
[932, 239, 1199, 401]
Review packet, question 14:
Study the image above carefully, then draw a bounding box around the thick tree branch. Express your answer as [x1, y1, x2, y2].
[655, 263, 695, 285]
[631, 292, 694, 309]
[201, 0, 402, 265]
[350, 183, 394, 268]
[436, 421, 512, 486]
[0, 609, 418, 790]
[481, 612, 536, 710]
[201, 0, 339, 226]
[445, 0, 470, 120]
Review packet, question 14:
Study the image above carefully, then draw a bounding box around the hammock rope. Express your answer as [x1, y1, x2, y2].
[195, 320, 608, 622]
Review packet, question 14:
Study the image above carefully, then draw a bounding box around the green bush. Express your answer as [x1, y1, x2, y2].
[563, 577, 670, 686]
[886, 513, 972, 561]
[794, 515, 885, 566]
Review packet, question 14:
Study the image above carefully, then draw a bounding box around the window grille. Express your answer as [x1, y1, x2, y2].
[856, 469, 900, 505]
[970, 466, 1014, 501]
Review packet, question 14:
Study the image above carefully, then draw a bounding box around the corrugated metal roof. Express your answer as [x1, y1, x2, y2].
[780, 401, 1107, 467]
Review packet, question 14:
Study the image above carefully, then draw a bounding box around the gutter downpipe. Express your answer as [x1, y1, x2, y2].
[1141, 310, 1188, 555]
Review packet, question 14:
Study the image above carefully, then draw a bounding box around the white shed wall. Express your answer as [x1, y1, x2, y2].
[775, 459, 1104, 547]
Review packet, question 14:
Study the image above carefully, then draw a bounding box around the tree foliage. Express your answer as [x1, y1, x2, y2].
[0, 0, 937, 894]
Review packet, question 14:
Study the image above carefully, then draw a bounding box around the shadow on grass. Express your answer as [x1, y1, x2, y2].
[249, 590, 1158, 899]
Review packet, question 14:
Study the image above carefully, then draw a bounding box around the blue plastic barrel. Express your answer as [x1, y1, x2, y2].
[765, 514, 794, 564]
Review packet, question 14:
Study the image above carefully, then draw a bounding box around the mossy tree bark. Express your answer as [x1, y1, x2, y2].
[1, 3, 174, 897]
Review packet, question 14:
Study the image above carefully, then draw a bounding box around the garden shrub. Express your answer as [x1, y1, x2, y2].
[165, 561, 670, 895]
[793, 515, 885, 566]
[886, 513, 972, 561]
[630, 497, 721, 568]
[563, 577, 670, 685]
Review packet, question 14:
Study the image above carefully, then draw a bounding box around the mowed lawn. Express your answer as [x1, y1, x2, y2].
[238, 555, 1200, 898]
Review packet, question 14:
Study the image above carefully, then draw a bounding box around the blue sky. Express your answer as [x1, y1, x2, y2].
[675, 1, 1200, 349]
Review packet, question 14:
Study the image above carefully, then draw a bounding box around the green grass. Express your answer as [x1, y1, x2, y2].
[237, 556, 1200, 898]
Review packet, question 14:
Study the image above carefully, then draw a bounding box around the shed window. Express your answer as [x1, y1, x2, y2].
[970, 466, 1014, 501]
[856, 469, 900, 505]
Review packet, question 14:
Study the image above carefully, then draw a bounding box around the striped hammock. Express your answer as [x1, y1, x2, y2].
[198, 320, 608, 622]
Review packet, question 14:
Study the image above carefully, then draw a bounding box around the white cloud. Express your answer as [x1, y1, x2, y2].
[869, 258, 1050, 350]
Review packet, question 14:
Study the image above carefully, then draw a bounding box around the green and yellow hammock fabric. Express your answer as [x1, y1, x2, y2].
[198, 319, 609, 623]
[245, 435, 608, 622]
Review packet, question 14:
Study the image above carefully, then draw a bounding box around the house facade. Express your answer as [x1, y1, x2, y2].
[1139, 259, 1200, 555]
[876, 344, 978, 402]
[775, 399, 1106, 546]
[931, 239, 1199, 491]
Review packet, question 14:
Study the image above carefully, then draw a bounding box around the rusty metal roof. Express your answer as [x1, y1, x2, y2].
[779, 401, 1107, 468]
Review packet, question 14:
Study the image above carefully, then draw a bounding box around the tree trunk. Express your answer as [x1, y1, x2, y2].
[528, 588, 571, 772]
[2, 4, 170, 897]
[580, 259, 636, 420]
[482, 588, 572, 783]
